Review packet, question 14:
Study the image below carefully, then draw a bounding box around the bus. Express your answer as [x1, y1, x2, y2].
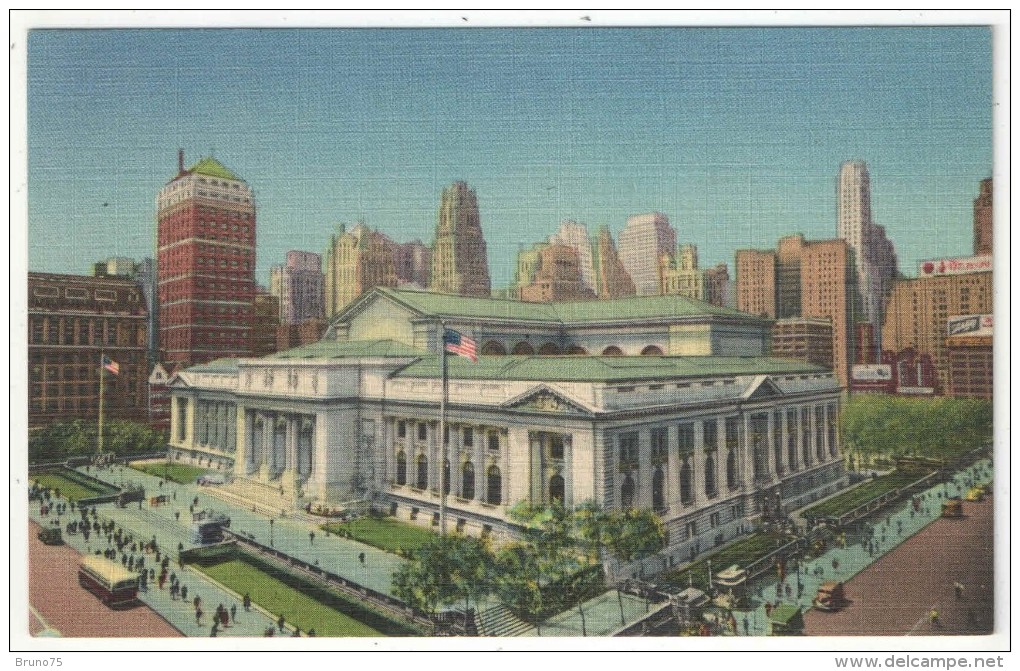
[78, 554, 139, 608]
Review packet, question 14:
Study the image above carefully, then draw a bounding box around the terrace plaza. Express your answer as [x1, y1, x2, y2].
[167, 288, 846, 571]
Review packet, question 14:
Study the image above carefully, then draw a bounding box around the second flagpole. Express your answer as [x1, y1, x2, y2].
[438, 320, 448, 536]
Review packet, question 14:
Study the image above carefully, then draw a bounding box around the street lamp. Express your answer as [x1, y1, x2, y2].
[269, 518, 274, 547]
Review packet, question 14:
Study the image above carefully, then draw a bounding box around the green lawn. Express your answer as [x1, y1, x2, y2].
[31, 472, 113, 502]
[802, 470, 933, 520]
[130, 461, 211, 484]
[198, 557, 419, 636]
[321, 517, 437, 554]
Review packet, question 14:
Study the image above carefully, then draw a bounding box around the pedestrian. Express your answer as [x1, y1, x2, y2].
[309, 531, 315, 545]
[359, 552, 365, 564]
[194, 595, 202, 611]
[158, 571, 166, 590]
[278, 614, 285, 633]
[175, 511, 180, 521]
[231, 604, 237, 622]
[243, 593, 251, 612]
[308, 628, 315, 637]
[954, 582, 964, 600]
[764, 602, 773, 617]
[742, 617, 749, 635]
[210, 622, 218, 637]
[196, 607, 203, 625]
[785, 584, 792, 598]
[775, 583, 782, 598]
[181, 585, 188, 601]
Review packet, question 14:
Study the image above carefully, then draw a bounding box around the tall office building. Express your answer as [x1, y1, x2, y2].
[516, 243, 596, 303]
[973, 178, 993, 256]
[324, 223, 400, 318]
[658, 244, 703, 300]
[617, 212, 677, 296]
[156, 152, 256, 369]
[836, 161, 898, 335]
[882, 257, 993, 392]
[270, 250, 324, 325]
[736, 235, 855, 385]
[591, 226, 636, 299]
[549, 219, 596, 294]
[392, 240, 432, 289]
[429, 181, 491, 297]
[703, 263, 731, 308]
[28, 272, 149, 429]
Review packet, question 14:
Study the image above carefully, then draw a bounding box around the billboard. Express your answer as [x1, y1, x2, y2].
[918, 255, 992, 277]
[947, 314, 993, 337]
[852, 364, 893, 381]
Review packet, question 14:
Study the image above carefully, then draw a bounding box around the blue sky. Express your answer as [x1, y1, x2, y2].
[27, 27, 992, 288]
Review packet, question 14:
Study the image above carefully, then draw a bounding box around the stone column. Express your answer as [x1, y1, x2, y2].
[234, 405, 248, 477]
[766, 411, 776, 481]
[666, 424, 681, 510]
[638, 428, 653, 510]
[259, 413, 272, 482]
[474, 427, 485, 503]
[689, 422, 702, 509]
[741, 413, 752, 490]
[529, 432, 543, 504]
[282, 415, 299, 495]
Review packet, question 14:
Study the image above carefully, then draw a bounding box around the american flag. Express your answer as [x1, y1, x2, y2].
[443, 329, 478, 362]
[102, 355, 120, 375]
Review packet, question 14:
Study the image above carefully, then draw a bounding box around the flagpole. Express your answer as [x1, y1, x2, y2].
[439, 321, 448, 536]
[98, 350, 105, 456]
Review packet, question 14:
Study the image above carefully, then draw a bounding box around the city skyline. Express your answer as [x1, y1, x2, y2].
[27, 27, 992, 288]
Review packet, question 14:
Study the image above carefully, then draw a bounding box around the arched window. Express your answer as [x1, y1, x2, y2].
[602, 346, 623, 356]
[704, 454, 716, 497]
[486, 465, 502, 504]
[652, 467, 665, 511]
[443, 459, 451, 495]
[511, 341, 534, 355]
[566, 345, 588, 355]
[621, 473, 635, 509]
[640, 345, 664, 356]
[549, 474, 565, 503]
[726, 450, 737, 489]
[538, 343, 561, 355]
[481, 341, 507, 356]
[679, 460, 693, 505]
[396, 451, 407, 486]
[416, 454, 428, 490]
[462, 462, 475, 500]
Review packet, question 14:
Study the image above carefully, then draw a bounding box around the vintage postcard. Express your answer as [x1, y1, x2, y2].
[10, 9, 1009, 664]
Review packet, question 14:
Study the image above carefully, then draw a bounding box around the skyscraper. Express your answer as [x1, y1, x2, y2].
[429, 181, 491, 297]
[836, 161, 898, 335]
[591, 226, 636, 299]
[323, 223, 399, 318]
[736, 235, 856, 385]
[156, 152, 256, 369]
[973, 178, 993, 255]
[269, 250, 324, 325]
[549, 219, 596, 295]
[617, 212, 677, 296]
[516, 243, 596, 303]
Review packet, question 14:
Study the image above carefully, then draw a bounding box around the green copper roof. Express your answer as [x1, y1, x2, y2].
[268, 339, 429, 360]
[395, 355, 827, 383]
[187, 358, 241, 373]
[189, 157, 240, 181]
[373, 287, 762, 324]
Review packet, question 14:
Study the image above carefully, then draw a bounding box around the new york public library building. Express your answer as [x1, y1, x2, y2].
[167, 288, 845, 571]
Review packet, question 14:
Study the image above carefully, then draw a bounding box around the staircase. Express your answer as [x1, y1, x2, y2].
[475, 604, 532, 637]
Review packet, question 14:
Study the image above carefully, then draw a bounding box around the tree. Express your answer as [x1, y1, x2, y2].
[492, 542, 545, 635]
[391, 534, 492, 632]
[603, 507, 667, 625]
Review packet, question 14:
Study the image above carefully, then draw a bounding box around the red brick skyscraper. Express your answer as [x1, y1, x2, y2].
[973, 178, 992, 255]
[157, 151, 256, 369]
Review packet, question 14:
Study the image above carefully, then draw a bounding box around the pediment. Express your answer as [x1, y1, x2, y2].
[742, 375, 784, 401]
[501, 385, 592, 415]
